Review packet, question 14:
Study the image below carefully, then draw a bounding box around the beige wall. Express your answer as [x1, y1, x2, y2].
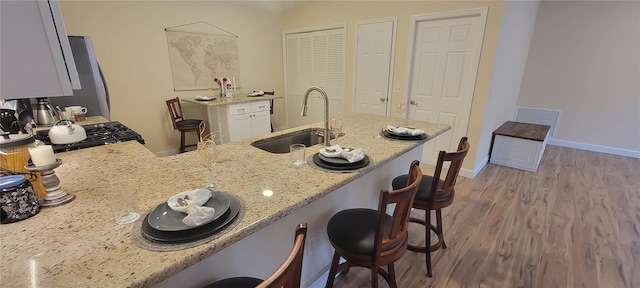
[475, 0, 539, 172]
[282, 1, 505, 171]
[519, 1, 640, 152]
[59, 0, 507, 170]
[59, 1, 287, 154]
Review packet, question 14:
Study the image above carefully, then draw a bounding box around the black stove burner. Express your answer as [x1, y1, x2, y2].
[35, 121, 145, 153]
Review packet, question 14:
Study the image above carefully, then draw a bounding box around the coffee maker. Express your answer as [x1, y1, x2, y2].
[33, 98, 59, 126]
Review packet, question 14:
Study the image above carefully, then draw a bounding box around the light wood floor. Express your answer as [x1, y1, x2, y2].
[328, 145, 640, 288]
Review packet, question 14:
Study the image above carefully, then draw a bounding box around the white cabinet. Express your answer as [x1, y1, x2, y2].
[0, 0, 80, 99]
[489, 121, 550, 172]
[213, 100, 272, 143]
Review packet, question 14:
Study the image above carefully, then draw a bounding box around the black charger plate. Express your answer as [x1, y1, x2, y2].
[313, 153, 370, 170]
[318, 150, 366, 167]
[141, 193, 241, 243]
[382, 130, 428, 140]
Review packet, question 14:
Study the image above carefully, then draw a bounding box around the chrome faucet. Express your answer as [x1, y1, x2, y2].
[300, 86, 331, 146]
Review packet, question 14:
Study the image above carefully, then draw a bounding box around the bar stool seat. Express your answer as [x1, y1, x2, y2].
[204, 277, 262, 288]
[392, 175, 444, 202]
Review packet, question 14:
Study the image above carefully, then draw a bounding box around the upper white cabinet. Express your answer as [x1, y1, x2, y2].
[0, 0, 80, 100]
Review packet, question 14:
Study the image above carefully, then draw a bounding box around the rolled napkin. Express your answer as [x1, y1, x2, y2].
[167, 189, 216, 227]
[386, 125, 425, 136]
[341, 148, 365, 163]
[319, 144, 344, 158]
[319, 145, 366, 163]
[195, 95, 214, 101]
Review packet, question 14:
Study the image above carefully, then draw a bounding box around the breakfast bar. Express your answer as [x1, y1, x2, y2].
[0, 114, 449, 287]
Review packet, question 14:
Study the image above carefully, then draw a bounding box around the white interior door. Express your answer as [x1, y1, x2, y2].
[406, 8, 487, 165]
[354, 19, 396, 116]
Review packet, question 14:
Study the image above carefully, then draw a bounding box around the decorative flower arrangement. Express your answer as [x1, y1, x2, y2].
[213, 78, 224, 97]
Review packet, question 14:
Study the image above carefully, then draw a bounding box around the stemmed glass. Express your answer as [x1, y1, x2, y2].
[396, 103, 407, 126]
[330, 113, 344, 144]
[197, 131, 222, 190]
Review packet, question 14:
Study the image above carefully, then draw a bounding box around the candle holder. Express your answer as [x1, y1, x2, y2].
[25, 159, 75, 207]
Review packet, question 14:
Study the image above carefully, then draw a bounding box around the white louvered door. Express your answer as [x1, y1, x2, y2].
[285, 28, 345, 128]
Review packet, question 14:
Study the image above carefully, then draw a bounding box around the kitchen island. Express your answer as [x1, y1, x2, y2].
[0, 114, 449, 287]
[183, 93, 283, 143]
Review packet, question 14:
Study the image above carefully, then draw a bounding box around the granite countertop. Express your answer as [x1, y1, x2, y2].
[0, 114, 449, 287]
[182, 92, 282, 107]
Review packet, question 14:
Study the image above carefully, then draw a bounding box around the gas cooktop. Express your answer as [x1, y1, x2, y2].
[35, 121, 145, 153]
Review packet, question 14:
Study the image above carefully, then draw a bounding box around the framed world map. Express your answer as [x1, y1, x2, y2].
[166, 30, 241, 91]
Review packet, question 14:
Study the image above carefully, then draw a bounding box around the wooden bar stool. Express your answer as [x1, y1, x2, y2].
[204, 223, 307, 288]
[166, 97, 204, 153]
[391, 137, 469, 277]
[325, 161, 422, 288]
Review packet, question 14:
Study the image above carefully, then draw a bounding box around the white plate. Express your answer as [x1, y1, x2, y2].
[147, 193, 230, 232]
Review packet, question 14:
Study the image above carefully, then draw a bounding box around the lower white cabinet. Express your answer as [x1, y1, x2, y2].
[213, 100, 271, 143]
[489, 121, 550, 172]
[490, 135, 548, 172]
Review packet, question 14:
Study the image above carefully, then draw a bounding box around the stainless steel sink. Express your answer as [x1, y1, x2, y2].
[250, 128, 331, 154]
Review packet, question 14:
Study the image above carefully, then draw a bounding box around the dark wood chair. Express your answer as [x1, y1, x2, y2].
[166, 97, 204, 153]
[204, 223, 307, 288]
[391, 137, 470, 277]
[325, 160, 423, 288]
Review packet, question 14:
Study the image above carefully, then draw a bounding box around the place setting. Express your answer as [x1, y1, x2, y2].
[132, 131, 244, 251]
[378, 104, 429, 141]
[307, 144, 373, 173]
[132, 188, 244, 251]
[381, 125, 428, 141]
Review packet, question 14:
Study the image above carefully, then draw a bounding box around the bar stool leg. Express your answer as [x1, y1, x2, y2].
[324, 252, 341, 288]
[426, 209, 433, 277]
[436, 209, 446, 248]
[180, 131, 186, 153]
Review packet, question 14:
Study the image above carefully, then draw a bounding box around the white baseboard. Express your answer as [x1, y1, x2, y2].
[548, 138, 640, 158]
[465, 156, 488, 178]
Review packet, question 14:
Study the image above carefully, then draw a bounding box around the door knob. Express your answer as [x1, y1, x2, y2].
[379, 97, 386, 102]
[410, 100, 418, 106]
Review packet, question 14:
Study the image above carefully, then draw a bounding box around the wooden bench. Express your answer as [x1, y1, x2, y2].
[489, 121, 550, 172]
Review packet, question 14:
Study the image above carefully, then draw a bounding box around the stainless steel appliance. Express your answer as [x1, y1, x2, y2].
[35, 121, 144, 153]
[33, 97, 59, 126]
[48, 36, 110, 120]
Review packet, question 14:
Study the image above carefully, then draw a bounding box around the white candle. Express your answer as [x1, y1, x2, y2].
[28, 145, 56, 167]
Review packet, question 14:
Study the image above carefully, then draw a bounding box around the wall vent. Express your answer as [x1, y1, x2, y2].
[514, 107, 561, 137]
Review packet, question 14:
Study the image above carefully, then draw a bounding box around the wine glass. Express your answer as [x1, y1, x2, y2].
[330, 113, 344, 144]
[197, 131, 222, 190]
[396, 103, 407, 126]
